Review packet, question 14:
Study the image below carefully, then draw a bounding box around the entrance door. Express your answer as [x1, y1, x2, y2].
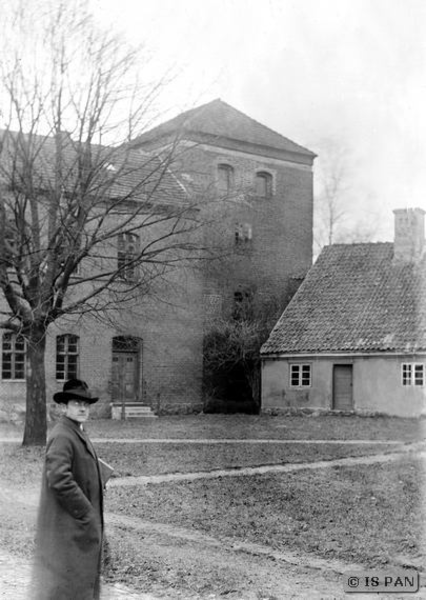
[111, 352, 139, 402]
[333, 365, 353, 410]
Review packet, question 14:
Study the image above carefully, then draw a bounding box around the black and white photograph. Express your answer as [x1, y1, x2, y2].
[0, 0, 425, 598]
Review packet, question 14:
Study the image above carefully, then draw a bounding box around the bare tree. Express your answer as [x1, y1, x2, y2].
[313, 138, 380, 255]
[0, 0, 204, 445]
[203, 292, 293, 411]
[313, 139, 352, 254]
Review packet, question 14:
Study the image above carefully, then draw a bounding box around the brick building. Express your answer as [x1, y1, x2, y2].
[0, 100, 315, 419]
[132, 99, 316, 327]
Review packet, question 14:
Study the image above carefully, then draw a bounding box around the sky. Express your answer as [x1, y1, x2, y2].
[90, 0, 426, 241]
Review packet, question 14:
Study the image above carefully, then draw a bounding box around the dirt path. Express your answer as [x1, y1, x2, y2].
[108, 444, 425, 487]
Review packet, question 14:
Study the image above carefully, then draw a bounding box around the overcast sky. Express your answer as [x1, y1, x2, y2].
[90, 0, 426, 241]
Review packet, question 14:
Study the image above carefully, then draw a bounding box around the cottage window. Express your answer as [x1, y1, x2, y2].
[402, 363, 424, 386]
[217, 164, 234, 194]
[117, 232, 139, 281]
[290, 364, 311, 387]
[2, 332, 26, 380]
[255, 171, 273, 198]
[56, 334, 80, 380]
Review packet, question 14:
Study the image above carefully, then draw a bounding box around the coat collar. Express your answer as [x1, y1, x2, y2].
[61, 416, 97, 460]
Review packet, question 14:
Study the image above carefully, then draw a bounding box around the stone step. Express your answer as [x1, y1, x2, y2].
[111, 404, 157, 420]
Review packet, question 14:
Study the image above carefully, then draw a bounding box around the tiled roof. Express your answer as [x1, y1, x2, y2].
[0, 130, 188, 205]
[132, 99, 316, 162]
[261, 242, 426, 355]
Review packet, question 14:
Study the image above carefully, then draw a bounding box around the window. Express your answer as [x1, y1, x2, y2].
[117, 232, 139, 281]
[235, 223, 252, 245]
[255, 171, 273, 198]
[2, 333, 26, 380]
[290, 364, 311, 387]
[402, 363, 425, 386]
[56, 334, 79, 380]
[112, 336, 141, 352]
[217, 164, 234, 194]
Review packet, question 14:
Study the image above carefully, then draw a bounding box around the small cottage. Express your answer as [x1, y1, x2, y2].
[261, 208, 426, 417]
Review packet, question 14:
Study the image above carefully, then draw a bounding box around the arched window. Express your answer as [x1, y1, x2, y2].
[255, 171, 273, 198]
[56, 334, 79, 380]
[217, 164, 234, 194]
[2, 332, 26, 380]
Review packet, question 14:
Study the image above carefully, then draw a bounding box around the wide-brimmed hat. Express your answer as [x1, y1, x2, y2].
[53, 379, 99, 404]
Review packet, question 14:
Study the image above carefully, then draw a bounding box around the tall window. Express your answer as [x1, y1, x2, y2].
[255, 171, 273, 198]
[402, 363, 425, 386]
[290, 364, 311, 387]
[217, 164, 234, 194]
[2, 333, 26, 380]
[56, 334, 80, 380]
[117, 232, 139, 281]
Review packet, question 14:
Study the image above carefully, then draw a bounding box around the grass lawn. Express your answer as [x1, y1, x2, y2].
[106, 455, 425, 569]
[89, 414, 425, 441]
[2, 413, 424, 441]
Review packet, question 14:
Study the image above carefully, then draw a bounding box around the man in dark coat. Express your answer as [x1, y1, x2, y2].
[33, 379, 104, 600]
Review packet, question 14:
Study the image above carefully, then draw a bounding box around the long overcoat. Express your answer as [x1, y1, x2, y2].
[33, 416, 104, 600]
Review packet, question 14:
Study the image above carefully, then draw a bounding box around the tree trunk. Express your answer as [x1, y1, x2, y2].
[22, 326, 47, 446]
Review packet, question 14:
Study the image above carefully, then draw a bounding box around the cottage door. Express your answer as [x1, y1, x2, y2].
[332, 365, 353, 410]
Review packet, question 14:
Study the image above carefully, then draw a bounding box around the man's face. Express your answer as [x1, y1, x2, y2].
[64, 399, 90, 423]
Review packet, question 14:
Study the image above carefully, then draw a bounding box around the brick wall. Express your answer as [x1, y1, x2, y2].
[179, 144, 313, 319]
[0, 212, 204, 419]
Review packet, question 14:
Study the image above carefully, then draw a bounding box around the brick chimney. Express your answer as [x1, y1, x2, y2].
[393, 208, 425, 262]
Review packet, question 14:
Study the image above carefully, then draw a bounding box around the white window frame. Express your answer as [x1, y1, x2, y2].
[401, 363, 425, 386]
[56, 334, 80, 381]
[290, 363, 311, 388]
[2, 332, 26, 381]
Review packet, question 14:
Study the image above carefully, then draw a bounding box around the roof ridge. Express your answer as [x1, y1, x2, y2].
[132, 99, 316, 158]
